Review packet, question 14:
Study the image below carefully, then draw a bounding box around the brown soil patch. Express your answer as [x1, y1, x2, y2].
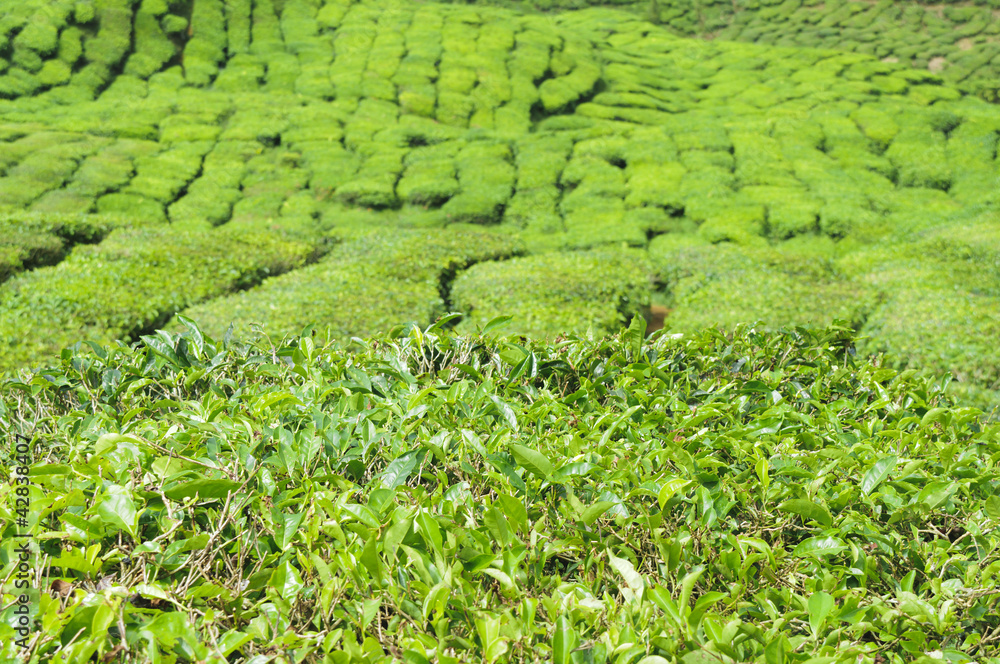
[928, 56, 947, 72]
[647, 305, 671, 334]
[881, 56, 899, 64]
[958, 38, 975, 51]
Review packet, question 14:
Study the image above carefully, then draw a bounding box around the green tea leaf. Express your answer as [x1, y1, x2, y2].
[985, 495, 1000, 520]
[608, 553, 644, 602]
[679, 565, 705, 614]
[483, 315, 514, 336]
[764, 636, 786, 664]
[360, 535, 383, 585]
[917, 481, 954, 509]
[580, 501, 616, 526]
[380, 449, 421, 490]
[275, 510, 306, 551]
[416, 511, 443, 559]
[778, 498, 832, 527]
[97, 485, 137, 539]
[475, 613, 508, 663]
[164, 479, 240, 501]
[484, 505, 513, 548]
[490, 395, 519, 431]
[625, 314, 646, 359]
[657, 478, 689, 509]
[509, 443, 553, 480]
[792, 536, 847, 559]
[808, 591, 834, 637]
[861, 455, 897, 495]
[553, 615, 576, 664]
[142, 333, 187, 368]
[269, 560, 304, 601]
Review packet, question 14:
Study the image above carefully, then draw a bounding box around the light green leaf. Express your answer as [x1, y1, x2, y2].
[164, 479, 240, 501]
[657, 478, 689, 510]
[341, 503, 380, 528]
[678, 653, 715, 664]
[598, 405, 642, 448]
[920, 407, 949, 428]
[764, 636, 786, 664]
[97, 485, 138, 539]
[861, 455, 897, 495]
[380, 449, 421, 490]
[779, 499, 832, 528]
[509, 443, 553, 480]
[496, 493, 528, 533]
[461, 429, 489, 457]
[475, 613, 508, 663]
[755, 454, 769, 491]
[360, 535, 383, 585]
[792, 536, 847, 559]
[808, 591, 834, 638]
[174, 314, 205, 356]
[216, 630, 252, 657]
[483, 315, 514, 336]
[141, 334, 186, 368]
[484, 505, 513, 548]
[362, 598, 381, 630]
[61, 512, 103, 541]
[490, 395, 519, 431]
[625, 314, 646, 359]
[580, 501, 616, 526]
[416, 511, 443, 559]
[383, 515, 412, 559]
[269, 560, 304, 601]
[553, 615, 576, 664]
[679, 565, 705, 614]
[917, 481, 954, 509]
[985, 495, 1000, 520]
[275, 510, 305, 551]
[608, 553, 644, 602]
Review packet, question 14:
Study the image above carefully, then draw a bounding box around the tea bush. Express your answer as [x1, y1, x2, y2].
[180, 227, 522, 340]
[4, 321, 999, 661]
[452, 248, 652, 337]
[0, 0, 999, 407]
[0, 225, 318, 371]
[0, 211, 129, 282]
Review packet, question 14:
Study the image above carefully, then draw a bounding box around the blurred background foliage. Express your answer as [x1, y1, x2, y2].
[0, 0, 997, 411]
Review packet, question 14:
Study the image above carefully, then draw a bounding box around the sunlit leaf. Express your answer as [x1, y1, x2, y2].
[778, 498, 832, 527]
[792, 536, 848, 559]
[861, 455, 897, 495]
[96, 485, 137, 539]
[509, 443, 553, 480]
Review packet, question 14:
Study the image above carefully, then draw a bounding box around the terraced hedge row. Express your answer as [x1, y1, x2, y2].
[462, 0, 1000, 102]
[0, 0, 998, 412]
[0, 224, 320, 373]
[177, 226, 524, 342]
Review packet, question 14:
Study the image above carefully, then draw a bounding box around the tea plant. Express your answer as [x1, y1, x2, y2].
[2, 319, 999, 661]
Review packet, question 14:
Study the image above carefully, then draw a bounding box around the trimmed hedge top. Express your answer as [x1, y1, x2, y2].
[0, 0, 998, 410]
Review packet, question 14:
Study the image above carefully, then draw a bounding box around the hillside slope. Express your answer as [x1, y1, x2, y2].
[0, 0, 997, 408]
[449, 0, 1000, 103]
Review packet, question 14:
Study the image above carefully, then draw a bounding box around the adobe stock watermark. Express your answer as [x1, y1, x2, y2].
[7, 432, 36, 652]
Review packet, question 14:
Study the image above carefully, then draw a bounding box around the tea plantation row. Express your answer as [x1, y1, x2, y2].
[448, 0, 1000, 103]
[0, 0, 998, 411]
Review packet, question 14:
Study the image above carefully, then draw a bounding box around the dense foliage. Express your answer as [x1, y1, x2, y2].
[3, 1, 1000, 662]
[457, 0, 1000, 103]
[0, 0, 998, 409]
[2, 320, 1000, 663]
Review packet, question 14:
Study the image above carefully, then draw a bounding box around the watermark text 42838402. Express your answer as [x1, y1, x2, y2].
[8, 432, 36, 651]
